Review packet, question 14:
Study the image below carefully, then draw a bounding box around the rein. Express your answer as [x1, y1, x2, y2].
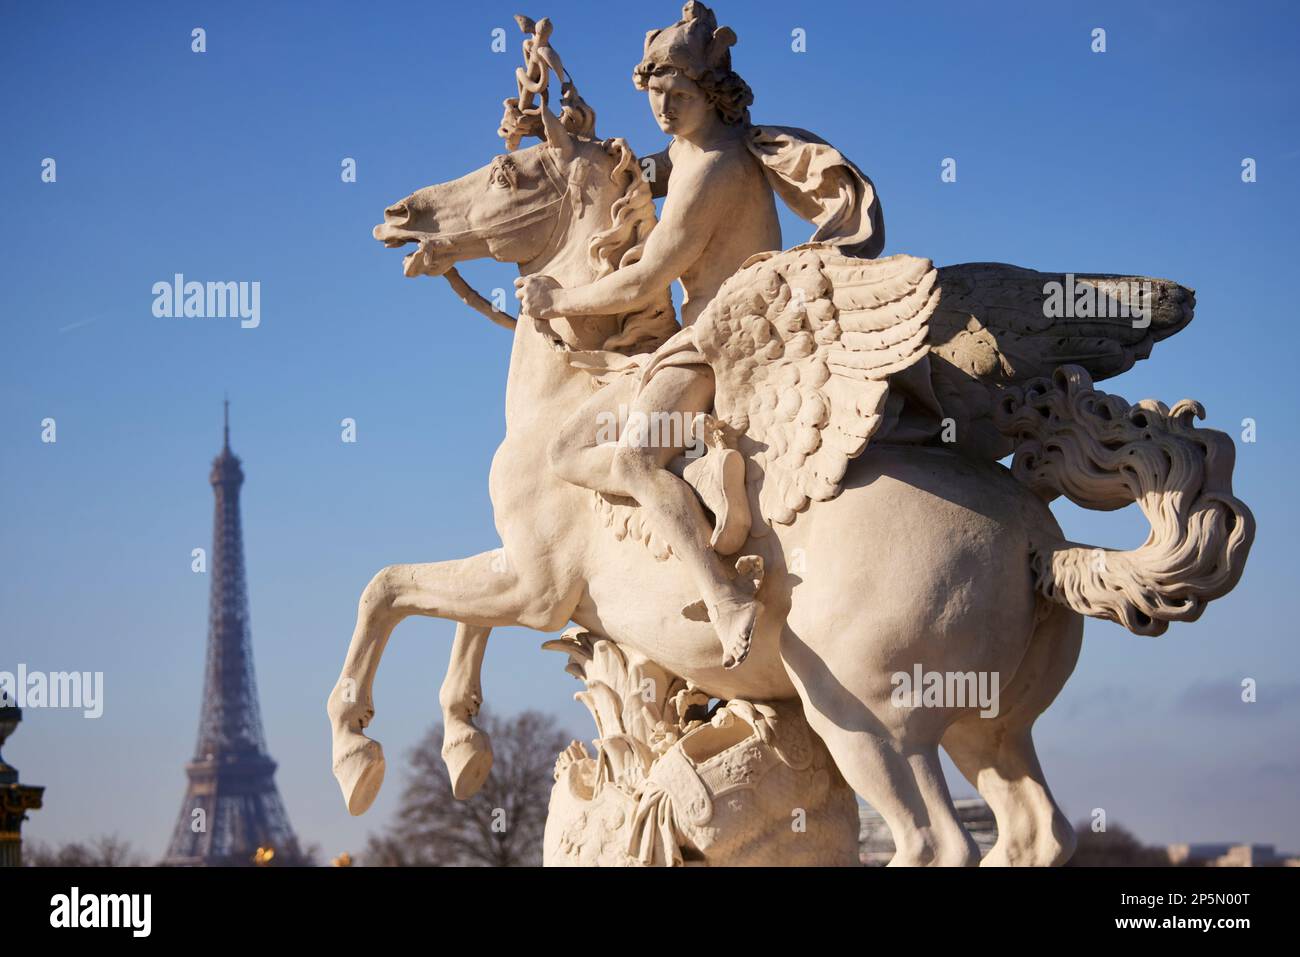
[442, 268, 518, 332]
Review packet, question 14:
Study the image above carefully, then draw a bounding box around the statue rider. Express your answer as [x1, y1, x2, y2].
[515, 1, 885, 668]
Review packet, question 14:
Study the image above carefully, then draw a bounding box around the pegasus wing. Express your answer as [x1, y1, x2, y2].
[693, 245, 937, 527]
[928, 263, 1195, 460]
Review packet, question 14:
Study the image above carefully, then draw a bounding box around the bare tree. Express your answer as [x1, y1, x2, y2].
[24, 834, 144, 867]
[1067, 820, 1171, 866]
[363, 710, 571, 867]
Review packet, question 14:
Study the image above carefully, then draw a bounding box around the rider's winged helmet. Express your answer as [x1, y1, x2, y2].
[632, 1, 753, 127]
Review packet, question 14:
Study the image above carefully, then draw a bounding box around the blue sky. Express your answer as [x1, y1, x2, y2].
[2, 0, 1298, 861]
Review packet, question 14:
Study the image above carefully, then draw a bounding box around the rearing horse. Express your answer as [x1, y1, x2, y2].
[329, 111, 1252, 865]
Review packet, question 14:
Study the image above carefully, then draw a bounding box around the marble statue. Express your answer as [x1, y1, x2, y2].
[328, 3, 1255, 865]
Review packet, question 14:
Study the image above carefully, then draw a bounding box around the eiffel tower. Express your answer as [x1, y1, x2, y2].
[162, 402, 305, 866]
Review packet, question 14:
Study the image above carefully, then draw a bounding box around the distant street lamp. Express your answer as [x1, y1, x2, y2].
[0, 705, 44, 867]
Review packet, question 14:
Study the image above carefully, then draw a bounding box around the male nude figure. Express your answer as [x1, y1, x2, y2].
[516, 3, 883, 669]
[516, 5, 778, 669]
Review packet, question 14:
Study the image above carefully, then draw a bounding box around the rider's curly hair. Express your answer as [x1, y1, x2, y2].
[632, 62, 753, 127]
[631, 2, 753, 126]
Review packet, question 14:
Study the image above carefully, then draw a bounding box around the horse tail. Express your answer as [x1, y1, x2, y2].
[995, 365, 1254, 635]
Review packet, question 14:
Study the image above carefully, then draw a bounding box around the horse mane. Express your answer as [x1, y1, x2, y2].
[583, 138, 679, 355]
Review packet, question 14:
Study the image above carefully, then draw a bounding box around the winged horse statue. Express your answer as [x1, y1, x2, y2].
[327, 9, 1253, 866]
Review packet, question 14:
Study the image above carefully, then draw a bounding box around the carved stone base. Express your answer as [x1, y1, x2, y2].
[541, 630, 859, 866]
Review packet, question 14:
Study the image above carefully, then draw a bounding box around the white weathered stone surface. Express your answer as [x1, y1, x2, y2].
[327, 3, 1255, 866]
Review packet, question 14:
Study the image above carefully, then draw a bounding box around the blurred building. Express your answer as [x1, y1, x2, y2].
[859, 797, 997, 865]
[1166, 843, 1300, 867]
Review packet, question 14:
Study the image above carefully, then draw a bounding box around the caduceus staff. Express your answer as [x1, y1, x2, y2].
[444, 14, 594, 330]
[500, 15, 594, 147]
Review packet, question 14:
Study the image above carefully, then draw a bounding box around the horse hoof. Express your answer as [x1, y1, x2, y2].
[333, 737, 386, 816]
[443, 733, 493, 800]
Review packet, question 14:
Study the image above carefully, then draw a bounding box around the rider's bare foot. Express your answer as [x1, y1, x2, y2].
[679, 556, 765, 668]
[714, 594, 761, 669]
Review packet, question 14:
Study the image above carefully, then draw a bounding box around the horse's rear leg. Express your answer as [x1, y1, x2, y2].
[327, 549, 570, 815]
[782, 634, 978, 866]
[942, 720, 1074, 866]
[941, 602, 1082, 866]
[802, 712, 978, 866]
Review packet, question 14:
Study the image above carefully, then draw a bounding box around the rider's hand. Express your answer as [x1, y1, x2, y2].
[514, 274, 563, 319]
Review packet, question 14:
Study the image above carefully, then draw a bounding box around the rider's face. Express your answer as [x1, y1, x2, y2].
[647, 71, 716, 139]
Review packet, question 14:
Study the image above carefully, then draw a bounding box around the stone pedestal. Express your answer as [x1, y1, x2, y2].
[541, 631, 859, 866]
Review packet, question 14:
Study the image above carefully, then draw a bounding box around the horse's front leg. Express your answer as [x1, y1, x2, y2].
[327, 548, 573, 815]
[439, 622, 493, 800]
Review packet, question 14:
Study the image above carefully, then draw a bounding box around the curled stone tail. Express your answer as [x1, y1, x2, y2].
[996, 365, 1254, 635]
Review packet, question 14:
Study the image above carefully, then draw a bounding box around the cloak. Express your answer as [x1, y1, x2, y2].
[745, 125, 885, 259]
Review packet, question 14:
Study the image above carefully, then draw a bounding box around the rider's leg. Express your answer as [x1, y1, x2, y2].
[547, 373, 637, 495]
[550, 365, 749, 553]
[607, 365, 760, 668]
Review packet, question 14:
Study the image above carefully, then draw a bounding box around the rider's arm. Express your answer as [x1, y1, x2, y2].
[643, 148, 672, 199]
[549, 158, 722, 317]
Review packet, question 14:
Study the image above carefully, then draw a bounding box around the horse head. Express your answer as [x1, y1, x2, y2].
[373, 108, 674, 354]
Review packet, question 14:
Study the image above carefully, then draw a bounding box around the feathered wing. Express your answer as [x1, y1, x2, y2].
[692, 245, 938, 528]
[927, 263, 1195, 460]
